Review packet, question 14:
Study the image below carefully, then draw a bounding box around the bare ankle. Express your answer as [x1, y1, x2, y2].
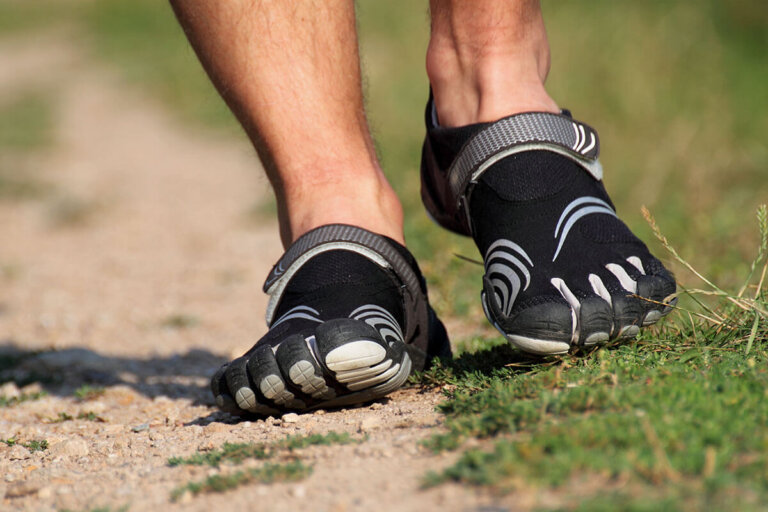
[427, 0, 559, 127]
[277, 169, 404, 247]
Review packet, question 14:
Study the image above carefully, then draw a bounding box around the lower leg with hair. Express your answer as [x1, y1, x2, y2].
[170, 0, 403, 247]
[423, 0, 676, 354]
[171, 0, 447, 413]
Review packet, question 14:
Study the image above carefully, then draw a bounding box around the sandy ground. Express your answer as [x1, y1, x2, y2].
[0, 34, 521, 512]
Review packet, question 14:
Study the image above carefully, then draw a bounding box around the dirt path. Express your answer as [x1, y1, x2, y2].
[0, 34, 511, 512]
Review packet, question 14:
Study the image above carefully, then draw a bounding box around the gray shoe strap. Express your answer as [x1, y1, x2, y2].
[447, 112, 603, 206]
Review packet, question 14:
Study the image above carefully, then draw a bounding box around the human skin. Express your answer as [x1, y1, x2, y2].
[169, 0, 557, 246]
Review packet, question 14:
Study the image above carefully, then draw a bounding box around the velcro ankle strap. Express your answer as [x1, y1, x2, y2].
[448, 112, 603, 207]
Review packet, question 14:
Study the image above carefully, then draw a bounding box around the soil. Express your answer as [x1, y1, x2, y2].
[0, 33, 517, 512]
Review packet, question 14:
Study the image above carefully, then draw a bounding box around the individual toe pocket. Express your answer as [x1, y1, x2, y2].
[315, 318, 403, 392]
[275, 334, 336, 401]
[247, 347, 305, 410]
[636, 274, 675, 325]
[221, 356, 274, 415]
[578, 297, 612, 346]
[495, 299, 573, 355]
[210, 364, 240, 414]
[610, 292, 644, 339]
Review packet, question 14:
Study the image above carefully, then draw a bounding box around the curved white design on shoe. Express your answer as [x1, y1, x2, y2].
[606, 263, 638, 293]
[551, 278, 580, 343]
[553, 197, 617, 261]
[572, 122, 597, 155]
[485, 239, 533, 316]
[487, 251, 532, 290]
[271, 305, 323, 328]
[349, 304, 404, 343]
[626, 256, 645, 275]
[588, 273, 613, 306]
[325, 341, 387, 372]
[486, 239, 534, 266]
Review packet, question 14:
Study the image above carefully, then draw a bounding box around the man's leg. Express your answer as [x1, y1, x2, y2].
[422, 0, 676, 353]
[170, 0, 402, 247]
[427, 0, 558, 125]
[170, 0, 448, 414]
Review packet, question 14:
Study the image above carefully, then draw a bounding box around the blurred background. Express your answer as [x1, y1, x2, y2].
[1, 0, 766, 351]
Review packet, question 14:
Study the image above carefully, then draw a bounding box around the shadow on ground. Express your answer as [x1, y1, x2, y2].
[0, 342, 227, 405]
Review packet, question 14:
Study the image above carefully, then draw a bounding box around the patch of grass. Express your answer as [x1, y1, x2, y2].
[168, 431, 355, 468]
[160, 313, 199, 330]
[0, 391, 47, 408]
[0, 0, 71, 35]
[49, 412, 74, 423]
[422, 206, 768, 508]
[45, 411, 105, 424]
[171, 460, 311, 501]
[2, 438, 48, 452]
[167, 432, 354, 500]
[74, 385, 105, 402]
[168, 442, 270, 468]
[280, 431, 355, 451]
[0, 92, 55, 200]
[0, 92, 55, 150]
[78, 411, 106, 422]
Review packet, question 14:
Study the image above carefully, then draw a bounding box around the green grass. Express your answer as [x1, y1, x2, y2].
[168, 431, 355, 468]
[46, 411, 105, 424]
[166, 433, 351, 500]
[4, 1, 767, 508]
[411, 207, 768, 509]
[74, 385, 105, 402]
[171, 461, 311, 501]
[0, 91, 55, 200]
[168, 442, 270, 468]
[280, 431, 355, 451]
[2, 438, 48, 452]
[0, 0, 71, 35]
[0, 391, 47, 408]
[0, 92, 55, 150]
[160, 313, 200, 330]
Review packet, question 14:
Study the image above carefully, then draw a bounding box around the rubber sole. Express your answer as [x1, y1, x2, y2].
[481, 292, 676, 356]
[212, 318, 411, 414]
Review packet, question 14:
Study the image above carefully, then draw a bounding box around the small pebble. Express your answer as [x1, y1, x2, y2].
[131, 423, 149, 433]
[282, 413, 300, 424]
